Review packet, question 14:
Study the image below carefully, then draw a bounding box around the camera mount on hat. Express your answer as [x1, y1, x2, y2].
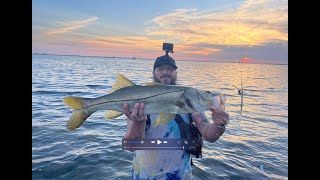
[153, 43, 177, 70]
[162, 43, 174, 56]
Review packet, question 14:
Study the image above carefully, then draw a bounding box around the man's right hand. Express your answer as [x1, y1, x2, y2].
[123, 103, 147, 124]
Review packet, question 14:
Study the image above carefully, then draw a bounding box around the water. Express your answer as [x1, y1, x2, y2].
[32, 54, 288, 179]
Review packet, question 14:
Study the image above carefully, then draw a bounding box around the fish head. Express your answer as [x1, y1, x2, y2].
[180, 88, 226, 112]
[199, 90, 226, 110]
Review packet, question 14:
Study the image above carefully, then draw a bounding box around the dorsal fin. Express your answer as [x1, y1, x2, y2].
[109, 73, 136, 93]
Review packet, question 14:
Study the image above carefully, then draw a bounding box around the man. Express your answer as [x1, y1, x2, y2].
[123, 55, 229, 179]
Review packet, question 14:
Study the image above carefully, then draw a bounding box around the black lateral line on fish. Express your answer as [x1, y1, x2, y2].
[74, 90, 185, 111]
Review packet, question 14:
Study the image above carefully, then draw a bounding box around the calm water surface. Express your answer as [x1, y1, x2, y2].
[32, 54, 288, 179]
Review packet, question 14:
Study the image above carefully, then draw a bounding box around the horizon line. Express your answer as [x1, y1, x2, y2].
[32, 52, 288, 65]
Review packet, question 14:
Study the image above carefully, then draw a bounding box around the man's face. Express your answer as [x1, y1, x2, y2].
[153, 64, 177, 85]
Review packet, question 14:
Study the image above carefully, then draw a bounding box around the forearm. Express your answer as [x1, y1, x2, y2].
[124, 119, 146, 139]
[196, 113, 225, 143]
[198, 123, 225, 143]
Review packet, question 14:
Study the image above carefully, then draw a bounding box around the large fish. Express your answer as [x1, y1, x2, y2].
[63, 73, 226, 130]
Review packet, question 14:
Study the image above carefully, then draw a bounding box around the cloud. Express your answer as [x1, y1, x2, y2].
[146, 0, 288, 47]
[33, 0, 287, 63]
[45, 16, 98, 35]
[82, 36, 161, 49]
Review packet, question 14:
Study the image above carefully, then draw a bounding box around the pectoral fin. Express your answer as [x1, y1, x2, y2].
[105, 110, 123, 119]
[154, 113, 175, 127]
[177, 98, 194, 111]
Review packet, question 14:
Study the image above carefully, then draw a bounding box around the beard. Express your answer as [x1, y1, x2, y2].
[153, 74, 177, 85]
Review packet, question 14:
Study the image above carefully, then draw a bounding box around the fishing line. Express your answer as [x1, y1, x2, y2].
[218, 6, 280, 178]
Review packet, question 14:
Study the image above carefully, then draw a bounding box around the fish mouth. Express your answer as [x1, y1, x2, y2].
[210, 93, 226, 110]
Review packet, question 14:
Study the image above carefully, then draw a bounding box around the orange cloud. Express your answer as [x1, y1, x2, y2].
[146, 0, 287, 47]
[34, 0, 287, 62]
[45, 17, 98, 35]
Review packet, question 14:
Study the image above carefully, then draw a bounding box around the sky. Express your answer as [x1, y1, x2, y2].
[32, 0, 288, 64]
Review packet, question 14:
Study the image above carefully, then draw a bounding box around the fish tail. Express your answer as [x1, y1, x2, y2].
[63, 96, 91, 130]
[63, 96, 86, 110]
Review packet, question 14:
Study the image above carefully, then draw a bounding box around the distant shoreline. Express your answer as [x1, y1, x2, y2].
[32, 53, 288, 65]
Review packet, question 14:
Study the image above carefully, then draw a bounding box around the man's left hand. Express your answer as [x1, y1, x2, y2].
[209, 106, 229, 127]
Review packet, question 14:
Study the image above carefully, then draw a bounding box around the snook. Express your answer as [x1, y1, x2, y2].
[63, 73, 225, 130]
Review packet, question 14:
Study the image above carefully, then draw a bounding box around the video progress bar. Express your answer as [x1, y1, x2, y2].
[122, 138, 199, 150]
[123, 146, 196, 150]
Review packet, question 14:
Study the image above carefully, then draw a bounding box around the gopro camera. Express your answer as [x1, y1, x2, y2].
[163, 43, 174, 54]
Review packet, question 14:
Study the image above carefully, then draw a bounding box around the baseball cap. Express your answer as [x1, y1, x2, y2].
[153, 55, 178, 70]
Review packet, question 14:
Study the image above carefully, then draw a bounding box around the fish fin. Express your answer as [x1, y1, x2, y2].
[154, 113, 175, 127]
[176, 98, 195, 112]
[105, 110, 123, 119]
[109, 73, 136, 93]
[67, 110, 90, 130]
[142, 82, 162, 86]
[63, 96, 84, 109]
[63, 96, 91, 130]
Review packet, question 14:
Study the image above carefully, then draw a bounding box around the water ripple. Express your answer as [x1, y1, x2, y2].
[32, 54, 288, 179]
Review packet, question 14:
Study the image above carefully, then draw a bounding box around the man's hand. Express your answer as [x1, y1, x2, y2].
[123, 103, 147, 124]
[193, 107, 229, 126]
[209, 106, 229, 127]
[192, 106, 229, 143]
[123, 103, 147, 140]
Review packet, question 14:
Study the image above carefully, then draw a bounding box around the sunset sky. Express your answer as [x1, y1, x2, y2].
[32, 0, 288, 64]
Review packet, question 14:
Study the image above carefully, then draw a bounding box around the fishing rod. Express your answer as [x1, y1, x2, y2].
[239, 46, 244, 113]
[231, 43, 270, 113]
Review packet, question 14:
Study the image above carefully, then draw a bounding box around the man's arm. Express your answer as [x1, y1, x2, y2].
[193, 106, 229, 143]
[123, 103, 147, 139]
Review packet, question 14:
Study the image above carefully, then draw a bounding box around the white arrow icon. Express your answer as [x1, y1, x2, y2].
[157, 140, 162, 145]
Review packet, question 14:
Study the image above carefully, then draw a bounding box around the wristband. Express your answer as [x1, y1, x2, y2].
[216, 118, 229, 129]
